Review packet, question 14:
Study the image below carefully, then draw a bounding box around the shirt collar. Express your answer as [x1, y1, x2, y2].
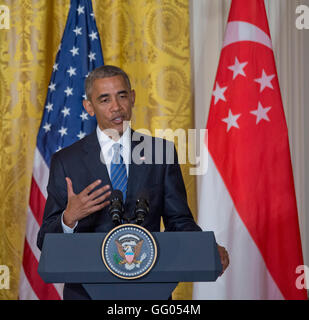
[96, 125, 131, 155]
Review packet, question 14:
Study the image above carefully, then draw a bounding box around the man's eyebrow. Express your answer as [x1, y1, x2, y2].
[97, 93, 109, 101]
[118, 90, 129, 95]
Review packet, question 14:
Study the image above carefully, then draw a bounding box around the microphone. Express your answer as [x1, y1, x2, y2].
[108, 190, 124, 225]
[134, 192, 149, 225]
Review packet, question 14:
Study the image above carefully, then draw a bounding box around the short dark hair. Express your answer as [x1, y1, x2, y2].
[85, 65, 131, 100]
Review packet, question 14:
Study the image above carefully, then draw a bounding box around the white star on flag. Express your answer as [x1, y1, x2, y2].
[61, 107, 71, 118]
[64, 87, 73, 97]
[80, 111, 89, 121]
[73, 26, 82, 36]
[77, 131, 86, 140]
[58, 127, 68, 137]
[228, 57, 248, 80]
[222, 109, 241, 132]
[45, 103, 53, 113]
[89, 31, 98, 41]
[88, 52, 96, 62]
[212, 82, 227, 105]
[254, 69, 275, 92]
[77, 5, 84, 15]
[70, 46, 79, 56]
[53, 63, 58, 72]
[67, 66, 77, 77]
[250, 102, 272, 124]
[43, 123, 51, 132]
[48, 82, 56, 92]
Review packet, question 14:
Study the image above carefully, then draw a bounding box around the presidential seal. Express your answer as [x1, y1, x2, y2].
[102, 224, 157, 280]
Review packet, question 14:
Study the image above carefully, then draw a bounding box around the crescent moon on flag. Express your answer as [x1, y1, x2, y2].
[223, 21, 272, 49]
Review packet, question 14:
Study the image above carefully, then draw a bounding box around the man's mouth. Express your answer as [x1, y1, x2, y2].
[112, 116, 124, 124]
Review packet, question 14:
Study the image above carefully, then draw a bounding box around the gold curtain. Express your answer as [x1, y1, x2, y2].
[0, 0, 196, 300]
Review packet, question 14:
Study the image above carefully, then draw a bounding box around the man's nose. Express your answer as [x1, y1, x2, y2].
[110, 97, 121, 112]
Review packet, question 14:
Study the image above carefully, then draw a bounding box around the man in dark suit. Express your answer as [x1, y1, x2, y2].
[37, 65, 229, 300]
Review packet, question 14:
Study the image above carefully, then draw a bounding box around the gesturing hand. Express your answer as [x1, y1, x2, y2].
[63, 178, 111, 228]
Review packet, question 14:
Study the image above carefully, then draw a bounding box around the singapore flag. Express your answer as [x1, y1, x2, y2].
[193, 0, 307, 300]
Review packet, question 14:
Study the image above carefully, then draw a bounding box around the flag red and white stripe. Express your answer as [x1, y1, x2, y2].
[193, 0, 307, 300]
[19, 149, 63, 300]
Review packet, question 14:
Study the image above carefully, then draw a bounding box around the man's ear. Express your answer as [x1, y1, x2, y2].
[83, 99, 95, 117]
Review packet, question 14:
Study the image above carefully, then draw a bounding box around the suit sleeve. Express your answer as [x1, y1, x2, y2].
[162, 143, 202, 232]
[37, 152, 68, 250]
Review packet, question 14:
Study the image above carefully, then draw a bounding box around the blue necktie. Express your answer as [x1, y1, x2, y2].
[110, 143, 127, 202]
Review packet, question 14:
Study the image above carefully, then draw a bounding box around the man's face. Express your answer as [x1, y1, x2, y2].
[83, 75, 135, 137]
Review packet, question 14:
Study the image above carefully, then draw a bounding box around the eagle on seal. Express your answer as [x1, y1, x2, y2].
[115, 239, 144, 265]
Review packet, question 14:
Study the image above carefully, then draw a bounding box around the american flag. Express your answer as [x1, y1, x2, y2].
[19, 0, 104, 300]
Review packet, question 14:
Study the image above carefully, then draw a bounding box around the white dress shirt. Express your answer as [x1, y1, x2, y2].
[96, 125, 131, 176]
[61, 126, 131, 233]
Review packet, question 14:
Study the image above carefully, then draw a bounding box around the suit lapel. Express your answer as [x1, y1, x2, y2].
[81, 131, 111, 186]
[126, 130, 151, 203]
[126, 136, 139, 201]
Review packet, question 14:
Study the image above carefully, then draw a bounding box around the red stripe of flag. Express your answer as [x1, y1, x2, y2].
[29, 176, 46, 226]
[22, 239, 61, 300]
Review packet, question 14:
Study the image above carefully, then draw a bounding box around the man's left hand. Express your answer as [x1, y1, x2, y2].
[217, 244, 229, 276]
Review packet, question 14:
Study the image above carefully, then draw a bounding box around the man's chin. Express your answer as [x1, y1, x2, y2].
[116, 120, 130, 133]
[101, 122, 129, 140]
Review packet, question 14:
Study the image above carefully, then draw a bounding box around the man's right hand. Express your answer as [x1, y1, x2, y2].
[63, 177, 111, 228]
